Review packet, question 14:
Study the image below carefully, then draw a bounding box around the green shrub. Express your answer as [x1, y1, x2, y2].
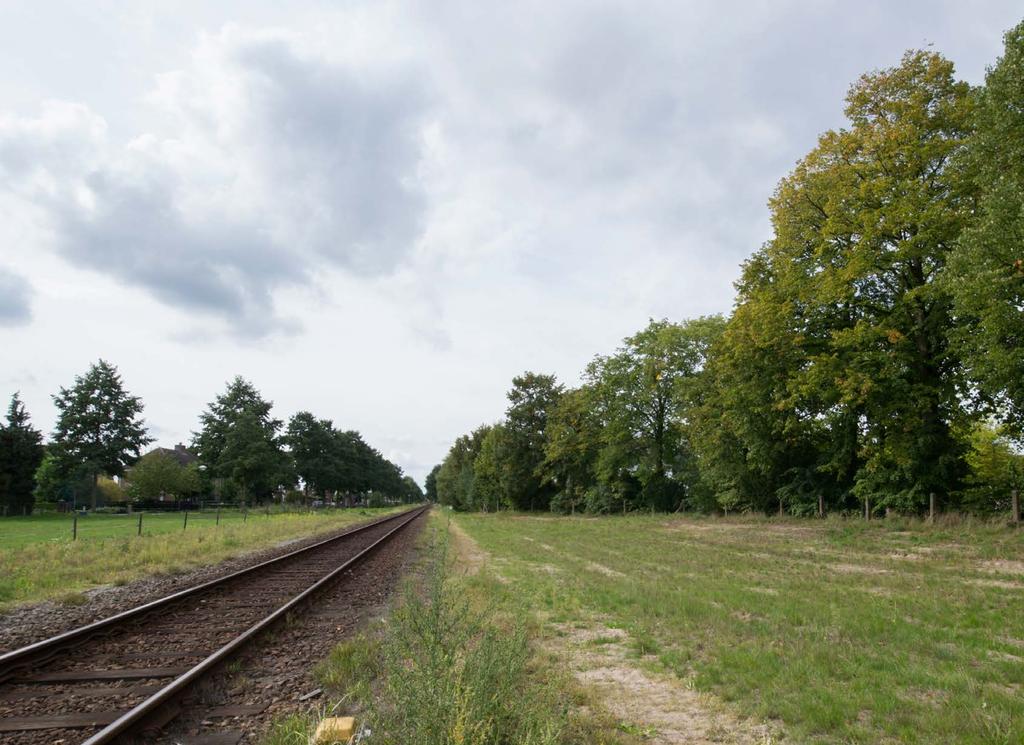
[315, 633, 380, 702]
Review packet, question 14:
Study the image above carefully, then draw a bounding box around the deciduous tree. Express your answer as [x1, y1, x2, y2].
[285, 412, 337, 501]
[503, 373, 563, 511]
[193, 377, 281, 477]
[588, 318, 724, 511]
[51, 360, 152, 508]
[703, 51, 975, 515]
[219, 411, 286, 507]
[948, 21, 1024, 443]
[126, 451, 200, 503]
[0, 393, 44, 515]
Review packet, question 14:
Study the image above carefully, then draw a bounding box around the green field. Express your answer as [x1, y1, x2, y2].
[0, 510, 262, 549]
[0, 507, 399, 610]
[452, 512, 1024, 744]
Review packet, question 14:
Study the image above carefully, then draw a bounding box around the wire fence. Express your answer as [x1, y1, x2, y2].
[0, 504, 405, 545]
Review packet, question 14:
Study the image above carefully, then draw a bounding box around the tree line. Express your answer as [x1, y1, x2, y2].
[432, 22, 1024, 518]
[0, 362, 422, 514]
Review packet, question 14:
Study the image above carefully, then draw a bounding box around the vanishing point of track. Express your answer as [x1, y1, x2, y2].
[0, 505, 428, 744]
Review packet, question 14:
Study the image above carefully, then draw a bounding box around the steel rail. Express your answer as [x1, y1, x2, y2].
[80, 504, 427, 744]
[0, 506, 423, 680]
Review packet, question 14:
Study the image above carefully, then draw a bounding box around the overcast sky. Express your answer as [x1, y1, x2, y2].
[0, 1, 1020, 484]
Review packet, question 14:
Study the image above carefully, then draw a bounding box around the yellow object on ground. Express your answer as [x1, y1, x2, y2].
[313, 716, 356, 744]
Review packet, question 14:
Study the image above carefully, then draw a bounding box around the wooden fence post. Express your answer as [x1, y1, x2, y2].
[73, 514, 78, 541]
[818, 493, 825, 519]
[1012, 488, 1020, 527]
[216, 506, 221, 526]
[137, 512, 143, 536]
[183, 511, 189, 530]
[929, 492, 936, 523]
[243, 509, 248, 523]
[865, 497, 871, 521]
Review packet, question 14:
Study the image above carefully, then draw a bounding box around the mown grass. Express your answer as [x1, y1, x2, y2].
[262, 513, 635, 745]
[0, 508, 399, 610]
[452, 512, 1024, 744]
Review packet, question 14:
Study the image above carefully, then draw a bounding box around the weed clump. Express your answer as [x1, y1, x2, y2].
[316, 541, 566, 745]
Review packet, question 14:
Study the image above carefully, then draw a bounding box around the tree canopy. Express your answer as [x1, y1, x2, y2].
[0, 393, 44, 514]
[947, 20, 1024, 444]
[51, 360, 152, 508]
[126, 451, 200, 503]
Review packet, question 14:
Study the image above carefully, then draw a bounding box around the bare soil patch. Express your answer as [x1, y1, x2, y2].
[980, 559, 1024, 575]
[448, 519, 489, 576]
[587, 561, 626, 578]
[830, 562, 891, 576]
[969, 578, 1024, 590]
[549, 621, 778, 744]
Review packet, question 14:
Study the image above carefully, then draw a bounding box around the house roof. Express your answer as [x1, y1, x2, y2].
[146, 443, 199, 467]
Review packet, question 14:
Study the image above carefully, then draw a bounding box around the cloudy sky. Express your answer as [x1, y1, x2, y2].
[0, 1, 1020, 484]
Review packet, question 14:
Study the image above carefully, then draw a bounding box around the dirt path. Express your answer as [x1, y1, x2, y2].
[549, 622, 778, 744]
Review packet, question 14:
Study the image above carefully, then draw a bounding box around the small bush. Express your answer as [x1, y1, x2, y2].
[315, 633, 380, 702]
[261, 712, 316, 745]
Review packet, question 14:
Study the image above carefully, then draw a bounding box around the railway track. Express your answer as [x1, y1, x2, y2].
[0, 505, 428, 744]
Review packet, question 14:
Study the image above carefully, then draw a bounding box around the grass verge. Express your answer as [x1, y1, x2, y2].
[0, 508, 399, 610]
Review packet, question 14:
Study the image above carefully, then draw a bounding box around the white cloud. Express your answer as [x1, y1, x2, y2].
[0, 24, 430, 336]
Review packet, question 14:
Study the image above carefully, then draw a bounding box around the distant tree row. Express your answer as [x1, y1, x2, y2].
[434, 22, 1024, 518]
[0, 364, 421, 513]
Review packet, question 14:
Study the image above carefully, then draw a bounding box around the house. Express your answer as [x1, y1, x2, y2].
[145, 443, 199, 467]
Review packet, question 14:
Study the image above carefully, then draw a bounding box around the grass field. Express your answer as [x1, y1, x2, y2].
[0, 510, 264, 549]
[0, 507, 399, 610]
[452, 512, 1024, 744]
